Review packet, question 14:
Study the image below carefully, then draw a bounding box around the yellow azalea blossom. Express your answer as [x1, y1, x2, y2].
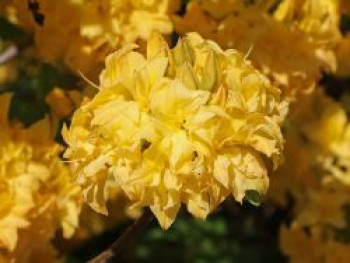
[267, 89, 350, 262]
[293, 184, 350, 229]
[63, 32, 286, 229]
[1, 212, 61, 263]
[174, 0, 337, 98]
[326, 124, 350, 186]
[45, 88, 83, 118]
[73, 190, 142, 242]
[274, 0, 341, 45]
[268, 89, 347, 206]
[0, 61, 17, 85]
[3, 0, 176, 78]
[0, 94, 81, 259]
[280, 225, 350, 263]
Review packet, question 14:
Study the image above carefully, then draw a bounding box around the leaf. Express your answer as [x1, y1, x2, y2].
[0, 16, 30, 46]
[9, 95, 48, 126]
[244, 190, 263, 207]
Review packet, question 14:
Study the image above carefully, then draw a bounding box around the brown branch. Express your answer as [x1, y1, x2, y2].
[0, 45, 18, 64]
[88, 208, 154, 263]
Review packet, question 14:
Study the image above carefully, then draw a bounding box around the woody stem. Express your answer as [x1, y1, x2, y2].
[88, 208, 154, 263]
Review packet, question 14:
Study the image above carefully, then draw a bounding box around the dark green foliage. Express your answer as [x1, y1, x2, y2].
[1, 58, 77, 126]
[0, 17, 78, 126]
[0, 16, 31, 46]
[128, 203, 286, 263]
[334, 204, 350, 244]
[65, 201, 287, 263]
[340, 15, 350, 35]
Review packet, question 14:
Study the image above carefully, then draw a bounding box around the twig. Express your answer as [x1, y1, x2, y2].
[88, 208, 154, 263]
[0, 45, 18, 64]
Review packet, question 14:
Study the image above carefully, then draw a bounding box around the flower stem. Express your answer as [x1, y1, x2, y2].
[88, 208, 154, 263]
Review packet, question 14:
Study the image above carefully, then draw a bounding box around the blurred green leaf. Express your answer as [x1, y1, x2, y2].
[0, 16, 30, 46]
[1, 59, 77, 126]
[334, 203, 350, 244]
[245, 190, 263, 207]
[340, 15, 350, 35]
[9, 95, 48, 126]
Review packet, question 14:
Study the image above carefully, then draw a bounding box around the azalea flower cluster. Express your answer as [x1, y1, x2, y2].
[174, 0, 341, 97]
[63, 32, 286, 229]
[0, 94, 81, 262]
[2, 0, 177, 77]
[269, 90, 350, 263]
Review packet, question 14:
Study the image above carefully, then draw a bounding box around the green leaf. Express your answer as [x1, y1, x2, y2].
[0, 16, 30, 45]
[244, 190, 263, 207]
[340, 15, 350, 35]
[334, 203, 350, 244]
[9, 95, 48, 126]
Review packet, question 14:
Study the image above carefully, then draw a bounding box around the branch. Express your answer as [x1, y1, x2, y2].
[0, 45, 18, 65]
[88, 208, 154, 263]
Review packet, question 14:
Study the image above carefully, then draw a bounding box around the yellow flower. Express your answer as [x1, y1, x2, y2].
[281, 225, 350, 263]
[294, 185, 350, 229]
[174, 0, 337, 98]
[0, 94, 81, 259]
[1, 211, 61, 263]
[74, 189, 142, 241]
[0, 61, 17, 85]
[45, 88, 82, 118]
[64, 32, 286, 229]
[268, 89, 347, 206]
[3, 0, 176, 78]
[274, 0, 341, 45]
[267, 89, 350, 262]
